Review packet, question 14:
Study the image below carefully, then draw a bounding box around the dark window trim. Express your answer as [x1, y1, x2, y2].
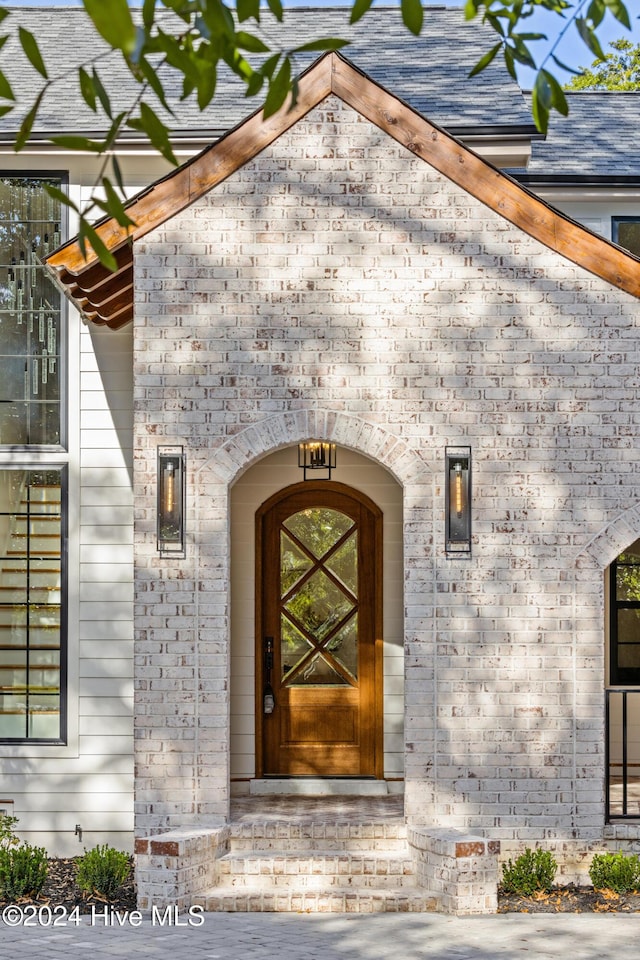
[610, 556, 640, 686]
[0, 171, 69, 452]
[0, 464, 68, 745]
[612, 216, 640, 252]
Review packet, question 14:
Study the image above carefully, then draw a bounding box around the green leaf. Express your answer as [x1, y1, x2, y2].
[196, 60, 217, 110]
[83, 0, 137, 55]
[236, 0, 260, 22]
[111, 154, 125, 195]
[266, 0, 283, 21]
[401, 0, 423, 35]
[100, 177, 136, 229]
[199, 1, 235, 41]
[531, 67, 570, 133]
[128, 101, 177, 165]
[291, 38, 350, 53]
[15, 87, 45, 151]
[531, 86, 549, 134]
[225, 48, 253, 81]
[245, 71, 265, 97]
[576, 17, 606, 61]
[235, 31, 270, 53]
[0, 68, 15, 103]
[92, 68, 112, 118]
[78, 67, 97, 112]
[102, 111, 127, 152]
[18, 27, 47, 79]
[79, 219, 118, 272]
[138, 56, 174, 114]
[262, 55, 291, 119]
[503, 45, 518, 82]
[551, 53, 580, 75]
[49, 135, 103, 152]
[44, 183, 80, 214]
[469, 41, 501, 77]
[350, 0, 374, 24]
[541, 67, 569, 116]
[155, 30, 202, 86]
[260, 53, 281, 80]
[587, 0, 605, 28]
[464, 0, 481, 19]
[604, 0, 631, 28]
[510, 37, 536, 69]
[142, 0, 156, 30]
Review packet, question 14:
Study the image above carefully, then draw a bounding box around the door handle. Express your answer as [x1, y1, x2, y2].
[263, 636, 275, 715]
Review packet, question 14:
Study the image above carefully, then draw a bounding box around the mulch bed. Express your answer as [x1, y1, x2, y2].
[0, 857, 137, 914]
[498, 885, 640, 913]
[3, 858, 639, 914]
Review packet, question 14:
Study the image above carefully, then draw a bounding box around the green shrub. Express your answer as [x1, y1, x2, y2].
[76, 844, 130, 900]
[0, 813, 19, 849]
[589, 852, 640, 894]
[501, 848, 557, 896]
[0, 843, 48, 899]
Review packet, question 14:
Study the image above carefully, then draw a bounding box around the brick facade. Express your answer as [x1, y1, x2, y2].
[132, 95, 640, 848]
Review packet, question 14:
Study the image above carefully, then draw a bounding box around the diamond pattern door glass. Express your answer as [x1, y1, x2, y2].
[280, 508, 358, 687]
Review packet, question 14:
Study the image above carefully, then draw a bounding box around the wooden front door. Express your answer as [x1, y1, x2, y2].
[256, 482, 383, 778]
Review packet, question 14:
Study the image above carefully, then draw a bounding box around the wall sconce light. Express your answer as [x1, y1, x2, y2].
[298, 441, 337, 480]
[157, 446, 185, 554]
[445, 446, 471, 555]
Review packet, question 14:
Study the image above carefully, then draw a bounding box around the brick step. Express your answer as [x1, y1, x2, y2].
[228, 819, 407, 851]
[230, 835, 408, 852]
[219, 851, 416, 890]
[198, 885, 437, 913]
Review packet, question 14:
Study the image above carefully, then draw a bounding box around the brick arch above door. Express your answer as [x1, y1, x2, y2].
[194, 410, 431, 491]
[576, 502, 640, 574]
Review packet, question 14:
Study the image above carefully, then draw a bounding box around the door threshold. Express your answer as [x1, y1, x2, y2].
[249, 778, 391, 797]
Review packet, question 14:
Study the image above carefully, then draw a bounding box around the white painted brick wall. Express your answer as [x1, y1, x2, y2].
[133, 95, 640, 842]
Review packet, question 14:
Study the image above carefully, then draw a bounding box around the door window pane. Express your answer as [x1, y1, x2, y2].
[280, 507, 358, 688]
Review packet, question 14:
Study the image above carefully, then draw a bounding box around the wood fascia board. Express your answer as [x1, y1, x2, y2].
[330, 56, 640, 299]
[45, 50, 640, 323]
[45, 55, 334, 277]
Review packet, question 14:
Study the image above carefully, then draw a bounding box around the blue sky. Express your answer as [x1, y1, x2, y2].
[4, 0, 640, 86]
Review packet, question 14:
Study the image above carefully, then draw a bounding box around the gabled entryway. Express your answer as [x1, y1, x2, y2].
[230, 446, 403, 793]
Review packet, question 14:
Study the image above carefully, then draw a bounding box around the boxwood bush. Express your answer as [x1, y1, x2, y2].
[501, 847, 557, 896]
[589, 852, 640, 894]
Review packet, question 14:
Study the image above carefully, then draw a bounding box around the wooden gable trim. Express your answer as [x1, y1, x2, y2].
[330, 57, 640, 299]
[44, 52, 640, 330]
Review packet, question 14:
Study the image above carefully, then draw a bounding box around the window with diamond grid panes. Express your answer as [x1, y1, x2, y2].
[0, 177, 64, 446]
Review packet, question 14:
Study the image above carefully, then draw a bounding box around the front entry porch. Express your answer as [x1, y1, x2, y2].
[135, 795, 501, 915]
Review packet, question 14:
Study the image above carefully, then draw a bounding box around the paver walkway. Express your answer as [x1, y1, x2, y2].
[1, 911, 638, 960]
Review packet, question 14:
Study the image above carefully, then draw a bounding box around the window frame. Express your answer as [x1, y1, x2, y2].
[611, 216, 640, 259]
[0, 170, 68, 453]
[0, 170, 69, 744]
[0, 464, 68, 745]
[609, 555, 640, 686]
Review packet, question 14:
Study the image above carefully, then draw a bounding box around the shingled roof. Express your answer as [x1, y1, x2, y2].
[516, 91, 640, 185]
[1, 4, 534, 139]
[44, 52, 640, 330]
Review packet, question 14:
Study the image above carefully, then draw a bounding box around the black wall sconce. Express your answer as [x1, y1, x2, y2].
[157, 446, 186, 555]
[298, 441, 337, 480]
[445, 446, 471, 555]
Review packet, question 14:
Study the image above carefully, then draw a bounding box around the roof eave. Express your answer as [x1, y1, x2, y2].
[44, 51, 640, 329]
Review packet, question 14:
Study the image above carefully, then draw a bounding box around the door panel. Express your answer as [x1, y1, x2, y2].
[256, 482, 382, 777]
